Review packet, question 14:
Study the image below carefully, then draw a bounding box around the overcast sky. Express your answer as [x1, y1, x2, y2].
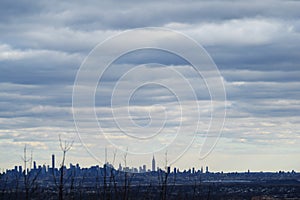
[0, 0, 300, 172]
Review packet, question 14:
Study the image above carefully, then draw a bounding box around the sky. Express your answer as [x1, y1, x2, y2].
[0, 0, 300, 172]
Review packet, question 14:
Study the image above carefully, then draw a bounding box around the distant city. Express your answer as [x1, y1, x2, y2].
[1, 153, 300, 199]
[4, 154, 213, 175]
[2, 154, 296, 174]
[1, 153, 299, 182]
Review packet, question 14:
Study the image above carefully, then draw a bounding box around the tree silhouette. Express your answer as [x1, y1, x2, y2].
[21, 145, 41, 200]
[53, 135, 73, 200]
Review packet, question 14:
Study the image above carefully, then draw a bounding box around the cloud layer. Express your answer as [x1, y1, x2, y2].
[0, 0, 299, 172]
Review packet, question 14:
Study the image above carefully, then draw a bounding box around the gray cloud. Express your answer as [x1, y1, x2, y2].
[0, 0, 300, 171]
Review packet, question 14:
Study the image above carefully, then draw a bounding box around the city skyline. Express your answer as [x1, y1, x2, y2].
[5, 153, 211, 174]
[2, 151, 299, 199]
[2, 151, 297, 175]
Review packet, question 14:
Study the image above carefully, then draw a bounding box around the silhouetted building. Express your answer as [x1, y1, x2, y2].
[33, 161, 37, 170]
[52, 154, 55, 169]
[152, 155, 156, 172]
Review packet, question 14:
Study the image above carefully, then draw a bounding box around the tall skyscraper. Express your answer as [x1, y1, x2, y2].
[33, 161, 37, 170]
[152, 155, 156, 172]
[52, 154, 55, 169]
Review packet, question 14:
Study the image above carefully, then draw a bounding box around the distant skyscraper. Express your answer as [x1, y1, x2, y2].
[206, 166, 209, 173]
[52, 154, 55, 169]
[33, 161, 37, 170]
[152, 155, 156, 172]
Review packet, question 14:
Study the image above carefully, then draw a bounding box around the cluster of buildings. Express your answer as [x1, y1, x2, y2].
[1, 154, 299, 199]
[3, 153, 210, 175]
[1, 153, 298, 188]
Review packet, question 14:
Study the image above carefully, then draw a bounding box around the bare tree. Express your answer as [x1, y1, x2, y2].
[53, 135, 74, 200]
[21, 145, 42, 200]
[97, 148, 119, 200]
[67, 165, 76, 200]
[121, 149, 134, 200]
[102, 147, 108, 200]
[108, 149, 118, 200]
[158, 151, 169, 200]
